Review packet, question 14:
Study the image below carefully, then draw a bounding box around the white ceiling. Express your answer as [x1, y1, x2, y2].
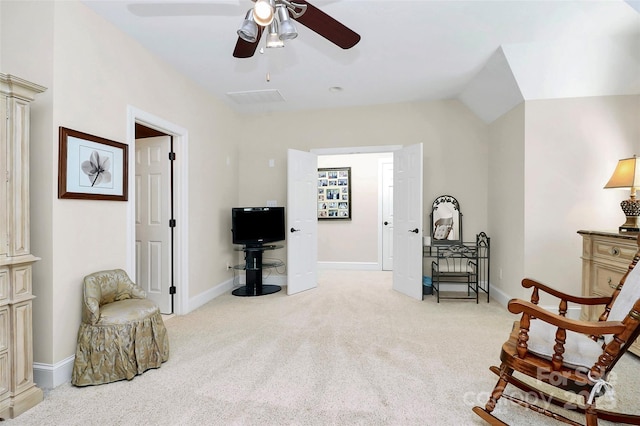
[82, 0, 640, 120]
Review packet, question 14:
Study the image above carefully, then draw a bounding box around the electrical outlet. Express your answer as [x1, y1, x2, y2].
[266, 200, 277, 207]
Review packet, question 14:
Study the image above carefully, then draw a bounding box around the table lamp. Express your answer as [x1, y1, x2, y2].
[604, 155, 640, 232]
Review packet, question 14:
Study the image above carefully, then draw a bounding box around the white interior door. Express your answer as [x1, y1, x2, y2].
[135, 136, 172, 313]
[392, 143, 423, 300]
[382, 161, 394, 270]
[287, 149, 318, 295]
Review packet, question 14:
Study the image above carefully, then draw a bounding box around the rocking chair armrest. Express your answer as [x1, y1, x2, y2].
[507, 299, 627, 335]
[521, 278, 612, 305]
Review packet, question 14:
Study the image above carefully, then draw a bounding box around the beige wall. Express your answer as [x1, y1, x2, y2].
[2, 1, 241, 368]
[487, 96, 640, 308]
[238, 101, 491, 252]
[523, 95, 640, 305]
[488, 104, 525, 302]
[2, 0, 57, 369]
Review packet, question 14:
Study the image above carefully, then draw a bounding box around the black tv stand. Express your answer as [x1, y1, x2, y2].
[232, 244, 283, 297]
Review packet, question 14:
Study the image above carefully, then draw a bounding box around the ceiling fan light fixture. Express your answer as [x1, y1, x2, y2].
[233, 0, 360, 59]
[265, 20, 284, 48]
[253, 0, 274, 26]
[276, 4, 298, 40]
[237, 9, 258, 43]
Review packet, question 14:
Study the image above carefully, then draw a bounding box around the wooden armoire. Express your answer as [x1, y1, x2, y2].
[0, 73, 46, 419]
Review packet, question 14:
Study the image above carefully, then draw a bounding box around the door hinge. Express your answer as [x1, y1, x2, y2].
[169, 219, 176, 228]
[169, 152, 176, 161]
[169, 286, 176, 295]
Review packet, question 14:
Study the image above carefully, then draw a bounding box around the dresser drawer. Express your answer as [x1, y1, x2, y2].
[592, 240, 637, 265]
[593, 264, 625, 296]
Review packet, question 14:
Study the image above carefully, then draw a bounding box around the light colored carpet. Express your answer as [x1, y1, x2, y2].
[10, 270, 640, 425]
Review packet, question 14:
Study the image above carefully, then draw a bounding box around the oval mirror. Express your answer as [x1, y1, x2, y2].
[430, 195, 463, 244]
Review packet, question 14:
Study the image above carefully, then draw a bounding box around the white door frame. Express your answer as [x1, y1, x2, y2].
[380, 159, 394, 270]
[126, 106, 190, 315]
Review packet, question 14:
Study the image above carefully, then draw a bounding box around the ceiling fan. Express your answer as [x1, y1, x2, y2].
[233, 0, 360, 58]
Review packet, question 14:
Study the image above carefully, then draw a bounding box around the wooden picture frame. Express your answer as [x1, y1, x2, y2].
[317, 167, 351, 220]
[58, 127, 128, 201]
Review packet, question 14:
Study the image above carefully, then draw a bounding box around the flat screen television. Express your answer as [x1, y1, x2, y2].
[231, 207, 286, 247]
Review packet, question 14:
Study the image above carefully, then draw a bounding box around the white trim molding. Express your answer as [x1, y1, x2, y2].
[33, 356, 75, 390]
[187, 275, 287, 312]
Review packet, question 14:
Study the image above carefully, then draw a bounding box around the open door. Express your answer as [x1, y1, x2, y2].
[392, 143, 423, 300]
[287, 149, 318, 295]
[135, 135, 173, 313]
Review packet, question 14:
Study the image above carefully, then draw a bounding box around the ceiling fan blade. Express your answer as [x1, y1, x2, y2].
[291, 1, 360, 49]
[233, 27, 264, 58]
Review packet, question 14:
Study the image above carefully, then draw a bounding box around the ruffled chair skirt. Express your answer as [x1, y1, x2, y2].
[71, 299, 169, 386]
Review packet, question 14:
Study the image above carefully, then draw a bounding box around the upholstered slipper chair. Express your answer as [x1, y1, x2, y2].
[71, 269, 169, 386]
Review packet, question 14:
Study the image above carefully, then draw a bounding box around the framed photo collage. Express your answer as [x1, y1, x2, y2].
[317, 167, 351, 220]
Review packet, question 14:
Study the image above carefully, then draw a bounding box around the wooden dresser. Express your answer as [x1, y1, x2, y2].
[578, 230, 640, 356]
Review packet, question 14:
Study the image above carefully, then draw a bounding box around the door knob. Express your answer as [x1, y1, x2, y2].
[409, 228, 419, 233]
[290, 227, 300, 233]
[384, 221, 389, 225]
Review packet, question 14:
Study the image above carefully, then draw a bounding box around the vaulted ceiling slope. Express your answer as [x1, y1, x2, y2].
[83, 0, 640, 122]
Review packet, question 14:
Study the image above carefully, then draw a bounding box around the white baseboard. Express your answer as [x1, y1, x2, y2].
[261, 274, 287, 286]
[33, 355, 75, 390]
[188, 277, 235, 312]
[317, 262, 380, 270]
[188, 274, 287, 312]
[481, 284, 582, 319]
[565, 306, 582, 320]
[488, 284, 512, 307]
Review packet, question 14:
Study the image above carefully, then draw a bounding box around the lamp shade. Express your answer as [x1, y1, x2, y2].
[277, 5, 298, 40]
[265, 20, 284, 48]
[605, 155, 640, 232]
[237, 9, 258, 43]
[604, 156, 640, 189]
[253, 0, 274, 26]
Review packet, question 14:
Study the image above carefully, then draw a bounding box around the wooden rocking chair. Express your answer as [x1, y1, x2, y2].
[473, 238, 640, 426]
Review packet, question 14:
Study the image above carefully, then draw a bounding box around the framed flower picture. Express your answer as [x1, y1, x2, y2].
[58, 127, 128, 201]
[318, 167, 351, 220]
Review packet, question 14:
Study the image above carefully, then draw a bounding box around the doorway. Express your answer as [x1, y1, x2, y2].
[126, 106, 189, 315]
[315, 148, 397, 271]
[290, 144, 423, 300]
[135, 126, 173, 313]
